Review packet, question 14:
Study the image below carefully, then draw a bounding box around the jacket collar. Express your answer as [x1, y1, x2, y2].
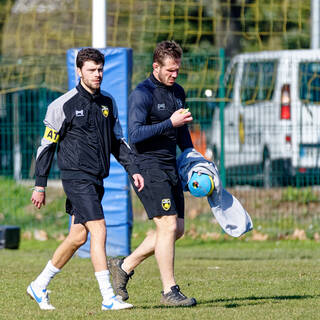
[76, 82, 101, 101]
[149, 73, 174, 90]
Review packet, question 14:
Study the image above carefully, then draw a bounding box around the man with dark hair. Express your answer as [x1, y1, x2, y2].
[76, 47, 105, 68]
[27, 47, 144, 311]
[108, 41, 197, 307]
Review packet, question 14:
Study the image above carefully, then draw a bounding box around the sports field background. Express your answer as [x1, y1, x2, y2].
[1, 236, 320, 319]
[0, 177, 319, 318]
[0, 1, 317, 237]
[0, 1, 320, 318]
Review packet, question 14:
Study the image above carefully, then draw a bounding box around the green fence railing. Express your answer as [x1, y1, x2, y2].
[0, 88, 62, 178]
[2, 52, 320, 238]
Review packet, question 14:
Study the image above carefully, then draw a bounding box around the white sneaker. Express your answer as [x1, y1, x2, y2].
[27, 282, 55, 310]
[101, 295, 133, 310]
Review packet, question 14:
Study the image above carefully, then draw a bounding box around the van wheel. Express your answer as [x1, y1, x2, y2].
[263, 157, 273, 188]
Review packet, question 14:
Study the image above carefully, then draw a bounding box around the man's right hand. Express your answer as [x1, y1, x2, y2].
[170, 108, 193, 127]
[31, 187, 46, 209]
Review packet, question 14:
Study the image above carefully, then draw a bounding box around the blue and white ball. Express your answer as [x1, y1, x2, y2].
[188, 172, 214, 198]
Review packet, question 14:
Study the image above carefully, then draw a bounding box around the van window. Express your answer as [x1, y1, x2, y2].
[299, 62, 320, 104]
[240, 61, 277, 105]
[225, 63, 237, 102]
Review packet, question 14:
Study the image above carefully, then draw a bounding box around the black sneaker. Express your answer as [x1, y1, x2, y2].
[160, 285, 197, 307]
[107, 257, 134, 301]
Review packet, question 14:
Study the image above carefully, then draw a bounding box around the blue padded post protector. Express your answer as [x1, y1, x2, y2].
[66, 47, 133, 257]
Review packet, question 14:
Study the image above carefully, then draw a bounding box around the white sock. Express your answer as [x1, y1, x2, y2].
[34, 260, 61, 290]
[95, 270, 115, 301]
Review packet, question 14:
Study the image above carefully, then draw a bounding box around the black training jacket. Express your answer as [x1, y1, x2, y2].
[128, 73, 193, 168]
[35, 83, 139, 187]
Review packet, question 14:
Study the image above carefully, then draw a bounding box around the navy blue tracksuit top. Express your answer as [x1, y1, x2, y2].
[128, 73, 193, 169]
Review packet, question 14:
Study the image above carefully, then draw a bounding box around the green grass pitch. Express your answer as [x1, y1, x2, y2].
[1, 239, 320, 320]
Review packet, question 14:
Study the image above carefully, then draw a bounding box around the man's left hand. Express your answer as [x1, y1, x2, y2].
[132, 174, 144, 192]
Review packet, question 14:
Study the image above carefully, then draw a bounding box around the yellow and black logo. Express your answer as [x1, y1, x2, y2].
[161, 198, 171, 211]
[44, 127, 59, 143]
[101, 105, 109, 118]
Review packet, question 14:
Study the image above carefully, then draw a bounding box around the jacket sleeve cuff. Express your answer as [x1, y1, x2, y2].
[165, 118, 174, 129]
[35, 176, 48, 187]
[127, 164, 140, 177]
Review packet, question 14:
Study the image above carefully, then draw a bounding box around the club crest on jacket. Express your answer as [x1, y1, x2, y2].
[101, 106, 109, 118]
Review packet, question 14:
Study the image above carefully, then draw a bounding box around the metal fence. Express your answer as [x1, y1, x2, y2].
[0, 52, 223, 179]
[3, 51, 320, 188]
[208, 49, 320, 189]
[0, 88, 62, 179]
[2, 51, 320, 238]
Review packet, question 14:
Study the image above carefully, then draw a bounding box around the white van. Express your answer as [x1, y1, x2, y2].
[208, 49, 320, 187]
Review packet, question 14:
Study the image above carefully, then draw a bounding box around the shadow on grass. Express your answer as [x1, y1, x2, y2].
[137, 294, 319, 310]
[190, 256, 314, 261]
[198, 294, 320, 308]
